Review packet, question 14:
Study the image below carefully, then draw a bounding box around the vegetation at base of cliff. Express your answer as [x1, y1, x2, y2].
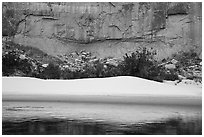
[3, 51, 32, 76]
[2, 41, 201, 83]
[118, 48, 164, 82]
[2, 41, 62, 77]
[172, 50, 202, 82]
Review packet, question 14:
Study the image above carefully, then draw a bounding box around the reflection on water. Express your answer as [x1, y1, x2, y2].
[2, 101, 202, 135]
[3, 118, 111, 135]
[2, 117, 202, 135]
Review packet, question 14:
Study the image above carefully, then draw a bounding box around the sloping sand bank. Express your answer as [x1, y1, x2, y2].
[2, 76, 202, 106]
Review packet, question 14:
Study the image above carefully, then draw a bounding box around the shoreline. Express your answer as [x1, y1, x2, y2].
[2, 76, 202, 106]
[3, 94, 202, 106]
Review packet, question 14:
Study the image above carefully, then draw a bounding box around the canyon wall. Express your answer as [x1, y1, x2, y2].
[3, 2, 202, 60]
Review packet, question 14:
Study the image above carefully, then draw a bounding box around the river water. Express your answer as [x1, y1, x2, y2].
[2, 101, 202, 135]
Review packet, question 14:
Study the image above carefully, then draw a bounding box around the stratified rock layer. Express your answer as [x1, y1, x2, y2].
[3, 2, 202, 60]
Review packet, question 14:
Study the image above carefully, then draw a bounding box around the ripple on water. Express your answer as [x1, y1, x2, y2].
[2, 101, 202, 135]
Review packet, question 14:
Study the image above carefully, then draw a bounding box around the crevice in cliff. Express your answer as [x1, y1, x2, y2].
[108, 25, 121, 31]
[108, 2, 116, 7]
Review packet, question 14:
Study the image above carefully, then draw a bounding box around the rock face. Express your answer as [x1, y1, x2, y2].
[3, 2, 202, 60]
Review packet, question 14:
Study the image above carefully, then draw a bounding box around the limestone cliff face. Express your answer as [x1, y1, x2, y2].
[3, 2, 202, 60]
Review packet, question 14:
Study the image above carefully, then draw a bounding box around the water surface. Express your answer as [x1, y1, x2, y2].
[2, 101, 202, 135]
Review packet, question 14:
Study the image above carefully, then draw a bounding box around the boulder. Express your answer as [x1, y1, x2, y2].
[171, 59, 178, 64]
[165, 64, 176, 70]
[19, 54, 26, 60]
[42, 64, 49, 68]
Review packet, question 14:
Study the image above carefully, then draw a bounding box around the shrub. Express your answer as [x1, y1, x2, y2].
[61, 69, 86, 79]
[2, 52, 19, 76]
[2, 51, 32, 76]
[60, 48, 176, 82]
[82, 60, 105, 78]
[61, 58, 121, 79]
[39, 63, 61, 79]
[118, 47, 164, 82]
[172, 50, 201, 67]
[158, 68, 179, 81]
[103, 65, 122, 77]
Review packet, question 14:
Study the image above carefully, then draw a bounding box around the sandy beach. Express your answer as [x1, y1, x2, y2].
[2, 76, 202, 106]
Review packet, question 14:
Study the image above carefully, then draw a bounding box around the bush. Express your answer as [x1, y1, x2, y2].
[118, 47, 164, 82]
[172, 50, 201, 67]
[61, 58, 122, 79]
[2, 52, 19, 76]
[2, 51, 32, 76]
[39, 63, 61, 79]
[61, 69, 86, 79]
[103, 65, 122, 77]
[82, 60, 105, 78]
[162, 73, 179, 81]
[2, 45, 180, 83]
[60, 48, 175, 82]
